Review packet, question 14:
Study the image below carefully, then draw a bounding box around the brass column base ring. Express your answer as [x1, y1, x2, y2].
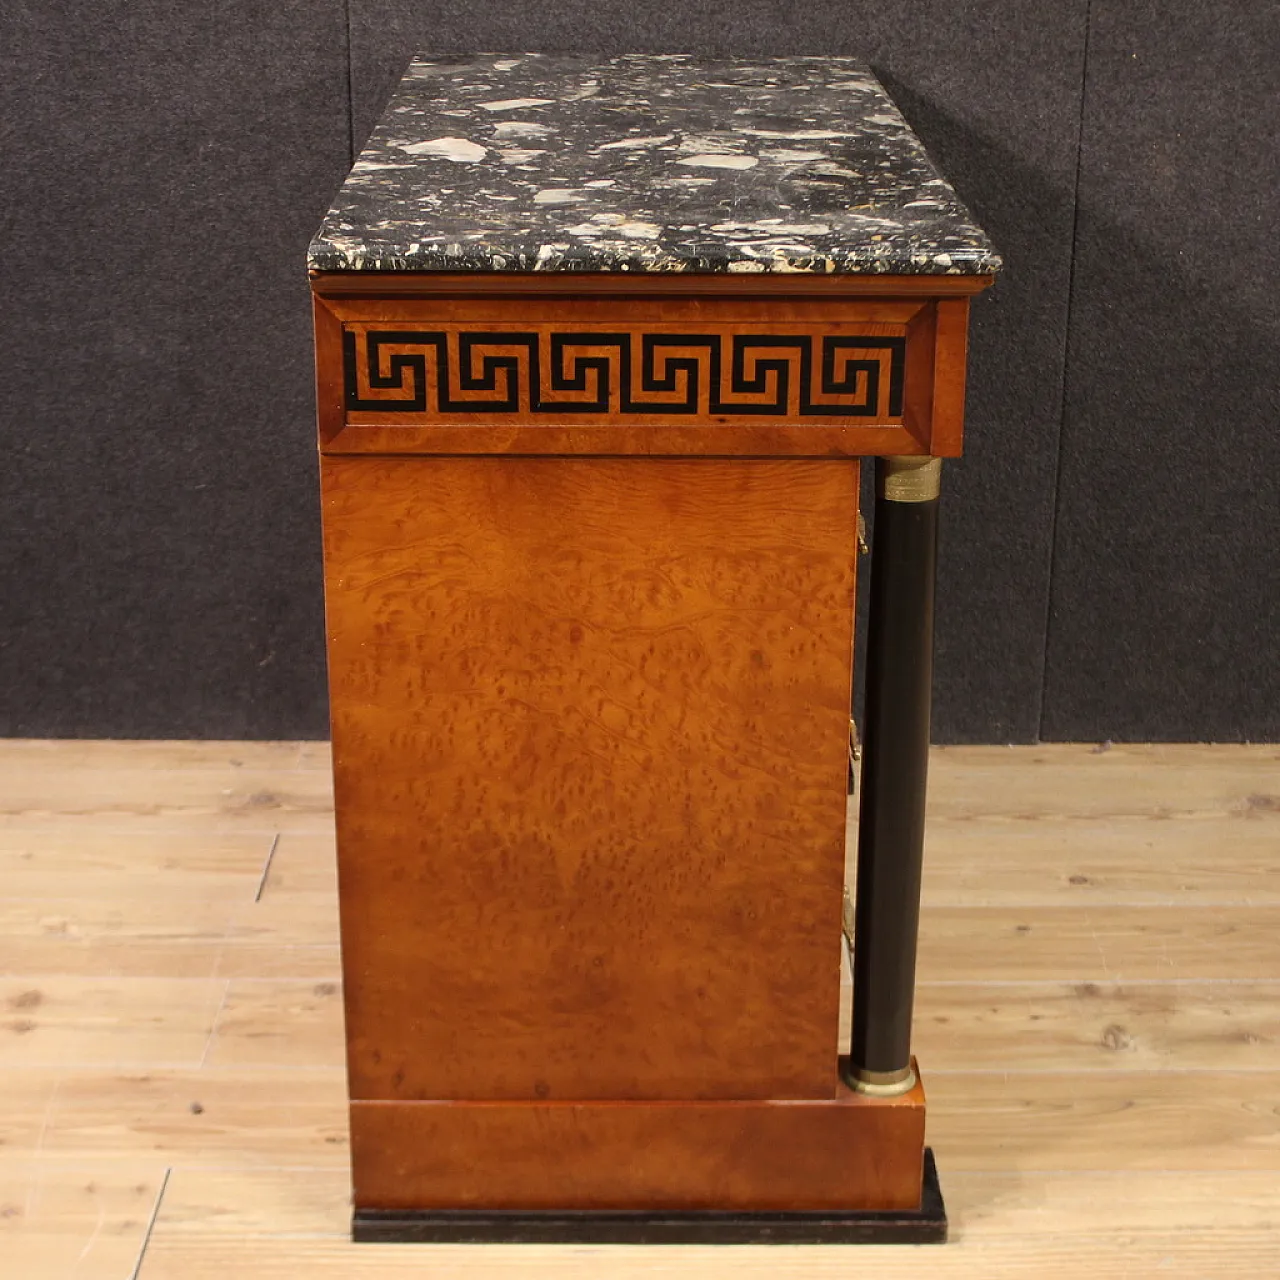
[844, 1062, 918, 1097]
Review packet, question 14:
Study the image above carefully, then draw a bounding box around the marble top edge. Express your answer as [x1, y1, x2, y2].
[309, 53, 1001, 277]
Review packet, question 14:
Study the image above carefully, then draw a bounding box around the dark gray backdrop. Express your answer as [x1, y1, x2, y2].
[2, 2, 1276, 743]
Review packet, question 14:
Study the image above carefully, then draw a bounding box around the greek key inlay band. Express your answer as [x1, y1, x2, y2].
[343, 328, 905, 420]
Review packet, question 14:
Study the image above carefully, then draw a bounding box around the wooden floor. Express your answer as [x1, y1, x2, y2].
[1, 740, 1278, 1276]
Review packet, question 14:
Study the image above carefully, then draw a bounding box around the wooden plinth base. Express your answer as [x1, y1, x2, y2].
[351, 1063, 927, 1218]
[352, 1149, 945, 1244]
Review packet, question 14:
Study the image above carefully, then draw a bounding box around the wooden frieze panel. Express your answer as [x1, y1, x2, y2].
[313, 290, 966, 457]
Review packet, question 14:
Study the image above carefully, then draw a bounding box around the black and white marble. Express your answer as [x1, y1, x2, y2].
[309, 55, 1000, 276]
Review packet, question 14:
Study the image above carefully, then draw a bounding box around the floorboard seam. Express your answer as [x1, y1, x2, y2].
[1037, 0, 1097, 743]
[128, 1166, 171, 1280]
[196, 979, 234, 1070]
[254, 832, 282, 902]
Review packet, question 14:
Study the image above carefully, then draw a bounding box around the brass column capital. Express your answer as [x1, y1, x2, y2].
[877, 456, 942, 503]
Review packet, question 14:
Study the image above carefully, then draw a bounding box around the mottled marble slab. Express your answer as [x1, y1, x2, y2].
[309, 54, 1000, 276]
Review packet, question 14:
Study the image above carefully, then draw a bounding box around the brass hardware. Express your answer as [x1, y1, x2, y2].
[857, 511, 869, 555]
[878, 456, 942, 503]
[842, 884, 856, 950]
[844, 1062, 918, 1097]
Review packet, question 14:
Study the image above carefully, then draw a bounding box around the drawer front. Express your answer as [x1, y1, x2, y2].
[313, 290, 968, 457]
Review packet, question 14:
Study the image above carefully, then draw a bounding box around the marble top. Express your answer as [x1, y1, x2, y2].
[309, 54, 1000, 276]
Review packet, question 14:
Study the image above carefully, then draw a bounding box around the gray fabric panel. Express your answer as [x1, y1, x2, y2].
[349, 2, 1088, 743]
[24, 5, 1266, 744]
[1042, 0, 1280, 741]
[0, 4, 351, 737]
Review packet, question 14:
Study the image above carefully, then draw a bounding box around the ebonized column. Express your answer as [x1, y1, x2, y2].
[849, 455, 941, 1094]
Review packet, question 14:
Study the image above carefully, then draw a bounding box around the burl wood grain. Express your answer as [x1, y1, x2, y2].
[350, 1070, 926, 1212]
[321, 456, 859, 1102]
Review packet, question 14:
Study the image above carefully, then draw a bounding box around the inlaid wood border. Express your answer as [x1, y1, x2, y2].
[343, 327, 905, 419]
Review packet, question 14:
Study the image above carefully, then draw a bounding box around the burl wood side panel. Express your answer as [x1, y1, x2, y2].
[321, 456, 859, 1102]
[350, 1073, 926, 1213]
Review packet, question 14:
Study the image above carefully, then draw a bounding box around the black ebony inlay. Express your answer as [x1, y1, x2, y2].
[344, 329, 905, 418]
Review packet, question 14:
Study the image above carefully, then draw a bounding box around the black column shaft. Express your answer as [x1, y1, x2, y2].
[850, 458, 939, 1083]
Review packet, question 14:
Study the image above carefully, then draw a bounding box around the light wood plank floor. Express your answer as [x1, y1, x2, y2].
[0, 740, 1277, 1277]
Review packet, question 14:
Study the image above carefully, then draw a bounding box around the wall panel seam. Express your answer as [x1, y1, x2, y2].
[1037, 0, 1096, 743]
[344, 0, 356, 164]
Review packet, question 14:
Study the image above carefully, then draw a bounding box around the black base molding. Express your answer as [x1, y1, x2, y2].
[352, 1148, 946, 1245]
